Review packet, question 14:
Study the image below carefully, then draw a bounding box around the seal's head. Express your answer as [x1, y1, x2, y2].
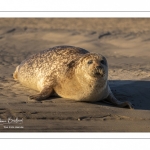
[77, 53, 108, 80]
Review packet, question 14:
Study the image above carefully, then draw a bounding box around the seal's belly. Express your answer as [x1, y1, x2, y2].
[54, 85, 109, 102]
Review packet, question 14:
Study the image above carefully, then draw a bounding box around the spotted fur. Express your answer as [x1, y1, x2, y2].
[13, 45, 133, 108]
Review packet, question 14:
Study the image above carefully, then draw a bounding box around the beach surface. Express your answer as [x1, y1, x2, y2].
[0, 18, 150, 132]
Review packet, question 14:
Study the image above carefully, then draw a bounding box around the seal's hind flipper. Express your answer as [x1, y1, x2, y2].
[13, 66, 19, 80]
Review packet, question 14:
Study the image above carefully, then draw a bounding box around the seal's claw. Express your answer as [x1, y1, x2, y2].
[29, 94, 43, 101]
[127, 103, 133, 109]
[124, 101, 134, 109]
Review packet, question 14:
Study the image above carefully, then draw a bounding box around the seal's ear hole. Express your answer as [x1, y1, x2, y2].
[100, 60, 105, 65]
[87, 60, 93, 64]
[67, 60, 76, 68]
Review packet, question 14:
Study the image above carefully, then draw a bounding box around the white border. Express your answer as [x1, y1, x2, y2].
[0, 133, 150, 139]
[0, 12, 150, 18]
[0, 0, 150, 11]
[1, 138, 149, 150]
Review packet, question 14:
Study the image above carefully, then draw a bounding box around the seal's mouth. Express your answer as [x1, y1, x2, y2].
[93, 67, 105, 77]
[95, 72, 101, 75]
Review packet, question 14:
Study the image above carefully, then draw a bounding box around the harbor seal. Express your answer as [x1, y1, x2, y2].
[13, 45, 133, 109]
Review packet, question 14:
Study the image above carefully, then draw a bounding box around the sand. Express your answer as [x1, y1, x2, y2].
[0, 18, 150, 132]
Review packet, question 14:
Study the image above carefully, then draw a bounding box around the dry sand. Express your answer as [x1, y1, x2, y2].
[0, 18, 150, 132]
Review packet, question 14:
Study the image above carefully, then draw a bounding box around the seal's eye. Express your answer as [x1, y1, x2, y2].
[87, 60, 93, 64]
[100, 60, 105, 65]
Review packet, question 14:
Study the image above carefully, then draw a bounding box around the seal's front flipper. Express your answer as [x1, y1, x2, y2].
[105, 93, 133, 109]
[29, 87, 53, 101]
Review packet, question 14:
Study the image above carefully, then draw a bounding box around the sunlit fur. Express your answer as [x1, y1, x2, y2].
[13, 46, 110, 102]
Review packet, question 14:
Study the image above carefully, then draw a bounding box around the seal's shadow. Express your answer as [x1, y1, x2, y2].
[96, 80, 150, 111]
